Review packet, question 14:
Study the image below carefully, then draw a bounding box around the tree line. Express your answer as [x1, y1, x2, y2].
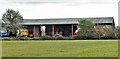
[1, 9, 120, 39]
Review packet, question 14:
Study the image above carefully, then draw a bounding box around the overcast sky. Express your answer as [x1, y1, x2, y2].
[0, 0, 119, 26]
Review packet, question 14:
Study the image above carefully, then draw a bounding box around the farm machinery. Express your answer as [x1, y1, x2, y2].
[17, 28, 29, 37]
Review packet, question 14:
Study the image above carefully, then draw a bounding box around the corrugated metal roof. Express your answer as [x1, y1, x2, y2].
[21, 17, 114, 25]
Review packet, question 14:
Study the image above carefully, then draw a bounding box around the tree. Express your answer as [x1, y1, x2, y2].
[114, 26, 120, 39]
[2, 9, 23, 36]
[78, 19, 94, 39]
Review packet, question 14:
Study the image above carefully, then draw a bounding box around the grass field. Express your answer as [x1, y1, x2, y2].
[2, 40, 118, 57]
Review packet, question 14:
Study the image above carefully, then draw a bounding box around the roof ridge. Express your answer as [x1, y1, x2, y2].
[24, 17, 114, 20]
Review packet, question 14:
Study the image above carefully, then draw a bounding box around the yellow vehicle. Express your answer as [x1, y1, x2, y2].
[17, 28, 29, 37]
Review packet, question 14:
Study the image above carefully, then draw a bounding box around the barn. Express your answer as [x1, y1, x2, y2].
[21, 17, 115, 38]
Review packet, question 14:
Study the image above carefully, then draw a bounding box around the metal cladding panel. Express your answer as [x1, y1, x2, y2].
[22, 17, 114, 25]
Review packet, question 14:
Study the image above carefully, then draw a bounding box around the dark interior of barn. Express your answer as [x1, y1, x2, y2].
[24, 24, 77, 37]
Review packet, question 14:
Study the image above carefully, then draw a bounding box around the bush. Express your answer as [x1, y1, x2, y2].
[73, 31, 97, 40]
[101, 36, 115, 39]
[40, 36, 74, 40]
[63, 37, 74, 40]
[73, 35, 81, 40]
[56, 37, 64, 40]
[40, 36, 55, 40]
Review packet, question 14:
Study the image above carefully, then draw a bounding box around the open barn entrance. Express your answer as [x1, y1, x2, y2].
[24, 24, 78, 37]
[73, 25, 78, 35]
[45, 24, 77, 37]
[54, 25, 72, 37]
[45, 25, 72, 37]
[25, 25, 41, 37]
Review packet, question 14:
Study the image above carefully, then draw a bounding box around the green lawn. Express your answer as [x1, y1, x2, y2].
[2, 40, 118, 57]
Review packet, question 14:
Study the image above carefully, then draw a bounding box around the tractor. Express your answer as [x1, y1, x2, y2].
[17, 28, 29, 37]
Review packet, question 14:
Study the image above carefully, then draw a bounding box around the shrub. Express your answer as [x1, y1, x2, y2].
[63, 37, 74, 40]
[40, 36, 55, 40]
[54, 36, 64, 40]
[73, 31, 97, 40]
[73, 35, 81, 40]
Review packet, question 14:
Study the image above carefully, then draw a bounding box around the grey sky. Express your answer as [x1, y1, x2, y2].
[0, 0, 119, 26]
[0, 0, 118, 5]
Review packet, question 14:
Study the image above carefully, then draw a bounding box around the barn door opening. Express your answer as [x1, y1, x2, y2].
[33, 26, 40, 37]
[41, 26, 46, 36]
[73, 25, 78, 35]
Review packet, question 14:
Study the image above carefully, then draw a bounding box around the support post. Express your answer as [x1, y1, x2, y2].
[52, 25, 54, 36]
[72, 24, 73, 38]
[33, 26, 35, 37]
